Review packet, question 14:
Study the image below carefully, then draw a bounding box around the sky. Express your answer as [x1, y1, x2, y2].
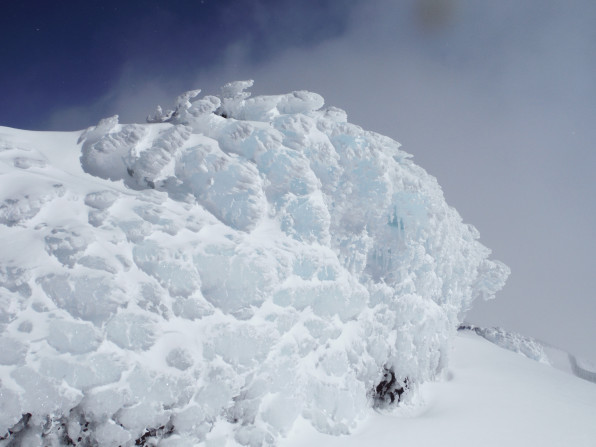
[1, 0, 595, 360]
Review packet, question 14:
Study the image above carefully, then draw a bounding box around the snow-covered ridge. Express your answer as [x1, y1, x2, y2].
[457, 324, 550, 363]
[0, 81, 509, 446]
[458, 324, 596, 384]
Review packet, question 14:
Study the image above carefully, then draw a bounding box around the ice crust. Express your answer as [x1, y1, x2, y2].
[0, 81, 509, 445]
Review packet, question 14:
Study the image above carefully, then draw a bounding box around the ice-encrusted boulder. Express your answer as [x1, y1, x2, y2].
[0, 81, 509, 445]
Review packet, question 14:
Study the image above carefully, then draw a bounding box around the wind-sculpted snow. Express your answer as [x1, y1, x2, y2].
[0, 82, 509, 446]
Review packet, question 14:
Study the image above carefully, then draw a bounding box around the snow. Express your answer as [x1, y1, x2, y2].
[459, 324, 550, 363]
[0, 81, 516, 445]
[280, 332, 596, 447]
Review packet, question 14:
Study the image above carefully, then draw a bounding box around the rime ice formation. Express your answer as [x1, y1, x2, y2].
[0, 81, 509, 446]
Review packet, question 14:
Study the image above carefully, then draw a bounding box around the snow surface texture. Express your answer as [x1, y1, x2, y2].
[0, 81, 509, 446]
[281, 332, 596, 447]
[458, 324, 596, 384]
[458, 324, 550, 364]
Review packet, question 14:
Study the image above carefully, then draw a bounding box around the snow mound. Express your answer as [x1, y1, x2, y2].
[0, 81, 509, 445]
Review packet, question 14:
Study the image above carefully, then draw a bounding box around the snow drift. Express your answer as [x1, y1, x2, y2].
[0, 81, 509, 445]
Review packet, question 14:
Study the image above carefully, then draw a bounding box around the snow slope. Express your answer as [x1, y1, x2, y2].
[281, 331, 596, 447]
[0, 82, 510, 445]
[459, 324, 596, 384]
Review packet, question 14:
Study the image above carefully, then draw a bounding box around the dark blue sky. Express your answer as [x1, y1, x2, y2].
[0, 0, 354, 130]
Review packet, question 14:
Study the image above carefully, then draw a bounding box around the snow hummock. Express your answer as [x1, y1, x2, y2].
[0, 81, 509, 445]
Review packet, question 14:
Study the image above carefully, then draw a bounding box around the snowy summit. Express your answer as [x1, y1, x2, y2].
[0, 81, 513, 445]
